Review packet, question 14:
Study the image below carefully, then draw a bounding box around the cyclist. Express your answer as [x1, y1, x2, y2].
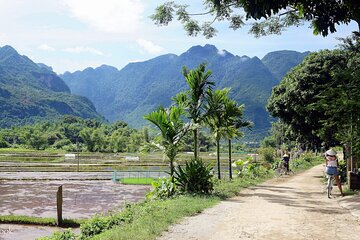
[282, 154, 290, 172]
[324, 149, 344, 197]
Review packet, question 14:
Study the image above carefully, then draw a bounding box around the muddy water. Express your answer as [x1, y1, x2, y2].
[0, 224, 76, 240]
[0, 180, 150, 219]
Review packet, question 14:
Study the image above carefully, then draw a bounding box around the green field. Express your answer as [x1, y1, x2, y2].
[119, 177, 156, 185]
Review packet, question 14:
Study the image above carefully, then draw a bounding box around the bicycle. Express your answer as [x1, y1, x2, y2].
[326, 173, 335, 198]
[274, 162, 294, 177]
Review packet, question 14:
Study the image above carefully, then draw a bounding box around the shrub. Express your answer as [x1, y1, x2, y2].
[0, 137, 9, 148]
[52, 139, 72, 149]
[146, 177, 177, 200]
[233, 159, 269, 179]
[174, 158, 214, 194]
[258, 147, 275, 163]
[338, 160, 347, 183]
[38, 229, 76, 240]
[80, 215, 108, 239]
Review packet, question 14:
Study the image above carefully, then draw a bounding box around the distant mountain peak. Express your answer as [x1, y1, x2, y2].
[0, 45, 20, 60]
[37, 63, 53, 71]
[0, 45, 18, 53]
[185, 44, 217, 54]
[97, 64, 118, 71]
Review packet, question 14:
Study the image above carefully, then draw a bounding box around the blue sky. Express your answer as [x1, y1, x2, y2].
[0, 0, 357, 74]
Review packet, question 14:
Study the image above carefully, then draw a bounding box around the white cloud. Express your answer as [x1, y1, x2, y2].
[136, 38, 164, 54]
[38, 44, 56, 52]
[62, 0, 144, 34]
[63, 46, 105, 56]
[217, 49, 227, 56]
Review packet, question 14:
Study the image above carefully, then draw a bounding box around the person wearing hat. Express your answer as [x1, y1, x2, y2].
[282, 153, 290, 172]
[325, 149, 344, 197]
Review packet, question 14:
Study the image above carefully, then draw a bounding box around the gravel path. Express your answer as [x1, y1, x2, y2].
[158, 165, 360, 240]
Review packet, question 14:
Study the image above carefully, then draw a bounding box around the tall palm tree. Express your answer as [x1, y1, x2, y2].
[223, 99, 252, 179]
[204, 88, 229, 179]
[144, 106, 189, 176]
[173, 63, 214, 160]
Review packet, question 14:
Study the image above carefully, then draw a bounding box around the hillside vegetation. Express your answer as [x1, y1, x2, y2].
[0, 45, 103, 128]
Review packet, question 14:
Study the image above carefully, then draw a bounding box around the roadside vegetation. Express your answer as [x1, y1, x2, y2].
[39, 153, 321, 240]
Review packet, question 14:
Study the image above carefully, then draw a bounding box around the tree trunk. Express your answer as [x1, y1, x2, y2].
[170, 159, 174, 177]
[217, 138, 221, 179]
[228, 139, 232, 179]
[193, 129, 198, 160]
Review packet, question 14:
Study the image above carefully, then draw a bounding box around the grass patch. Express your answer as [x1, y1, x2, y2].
[0, 215, 84, 227]
[119, 177, 156, 185]
[90, 196, 219, 240]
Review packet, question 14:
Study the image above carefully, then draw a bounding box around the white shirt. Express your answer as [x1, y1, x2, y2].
[326, 156, 338, 167]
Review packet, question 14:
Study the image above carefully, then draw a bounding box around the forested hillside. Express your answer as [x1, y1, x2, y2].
[62, 45, 308, 139]
[0, 45, 103, 128]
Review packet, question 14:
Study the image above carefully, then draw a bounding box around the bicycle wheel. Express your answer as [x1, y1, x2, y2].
[287, 169, 295, 176]
[327, 176, 333, 198]
[274, 168, 282, 177]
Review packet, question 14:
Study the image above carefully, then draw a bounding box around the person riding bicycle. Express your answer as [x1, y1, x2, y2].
[282, 154, 290, 172]
[324, 149, 344, 197]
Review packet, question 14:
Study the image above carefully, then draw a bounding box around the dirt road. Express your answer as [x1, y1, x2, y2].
[158, 165, 360, 240]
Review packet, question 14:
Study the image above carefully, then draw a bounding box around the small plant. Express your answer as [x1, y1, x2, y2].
[174, 158, 214, 194]
[258, 147, 275, 163]
[79, 215, 108, 239]
[233, 158, 268, 179]
[232, 159, 250, 176]
[38, 229, 76, 240]
[338, 160, 347, 183]
[146, 177, 177, 200]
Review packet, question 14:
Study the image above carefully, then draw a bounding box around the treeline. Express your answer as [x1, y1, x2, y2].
[0, 115, 215, 152]
[265, 34, 360, 170]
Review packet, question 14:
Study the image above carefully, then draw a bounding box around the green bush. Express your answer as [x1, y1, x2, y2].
[174, 158, 214, 194]
[146, 177, 177, 200]
[79, 211, 133, 240]
[38, 229, 76, 240]
[338, 160, 347, 183]
[52, 139, 72, 149]
[233, 159, 269, 179]
[79, 215, 108, 239]
[0, 138, 9, 148]
[258, 147, 275, 163]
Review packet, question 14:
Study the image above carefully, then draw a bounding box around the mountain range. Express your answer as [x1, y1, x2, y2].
[0, 45, 103, 128]
[61, 45, 309, 139]
[0, 44, 309, 140]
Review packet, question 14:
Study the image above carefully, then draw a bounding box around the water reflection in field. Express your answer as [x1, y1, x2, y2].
[0, 180, 150, 219]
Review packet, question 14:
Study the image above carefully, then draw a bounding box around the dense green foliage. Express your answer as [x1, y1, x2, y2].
[61, 45, 308, 141]
[0, 116, 146, 152]
[152, 1, 359, 38]
[146, 177, 177, 200]
[0, 46, 103, 128]
[174, 158, 214, 194]
[268, 35, 360, 154]
[144, 106, 190, 175]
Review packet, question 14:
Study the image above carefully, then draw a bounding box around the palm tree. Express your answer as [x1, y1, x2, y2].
[144, 106, 189, 176]
[204, 88, 229, 179]
[223, 99, 252, 179]
[173, 63, 214, 160]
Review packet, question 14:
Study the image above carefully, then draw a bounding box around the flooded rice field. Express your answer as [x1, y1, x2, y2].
[0, 179, 150, 219]
[0, 171, 151, 239]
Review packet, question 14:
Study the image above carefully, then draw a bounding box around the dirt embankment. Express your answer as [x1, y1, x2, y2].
[158, 165, 360, 240]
